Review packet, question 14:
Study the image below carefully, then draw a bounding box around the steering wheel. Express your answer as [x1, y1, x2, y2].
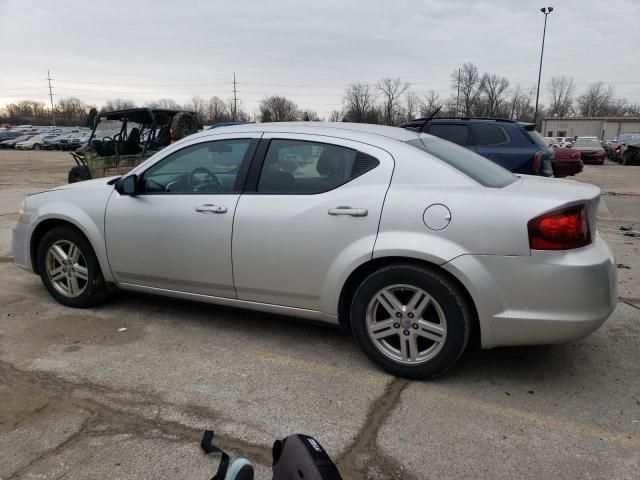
[188, 167, 223, 193]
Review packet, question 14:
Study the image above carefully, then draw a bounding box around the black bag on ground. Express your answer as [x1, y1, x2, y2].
[272, 434, 343, 480]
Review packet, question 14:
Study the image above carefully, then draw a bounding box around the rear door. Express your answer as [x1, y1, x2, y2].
[232, 134, 393, 311]
[426, 123, 476, 152]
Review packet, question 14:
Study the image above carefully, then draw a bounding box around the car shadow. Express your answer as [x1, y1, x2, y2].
[104, 291, 601, 386]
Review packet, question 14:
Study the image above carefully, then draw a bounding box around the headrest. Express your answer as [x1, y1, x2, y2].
[317, 147, 343, 176]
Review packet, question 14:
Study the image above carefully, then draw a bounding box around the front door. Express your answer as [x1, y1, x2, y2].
[232, 134, 394, 312]
[105, 134, 259, 297]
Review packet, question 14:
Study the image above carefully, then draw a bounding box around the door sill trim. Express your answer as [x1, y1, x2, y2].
[118, 282, 340, 325]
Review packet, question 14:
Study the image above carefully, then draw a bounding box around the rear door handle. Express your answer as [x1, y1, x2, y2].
[195, 204, 227, 214]
[328, 206, 368, 217]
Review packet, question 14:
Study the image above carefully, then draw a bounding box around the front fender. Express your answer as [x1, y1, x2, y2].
[28, 191, 113, 282]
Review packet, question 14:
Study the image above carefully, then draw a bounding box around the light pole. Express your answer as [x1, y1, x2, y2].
[534, 6, 553, 126]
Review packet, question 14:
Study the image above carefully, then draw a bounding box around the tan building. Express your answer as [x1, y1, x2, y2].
[541, 117, 640, 140]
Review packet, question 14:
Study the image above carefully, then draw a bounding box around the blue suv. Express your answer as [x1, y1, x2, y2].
[399, 117, 554, 176]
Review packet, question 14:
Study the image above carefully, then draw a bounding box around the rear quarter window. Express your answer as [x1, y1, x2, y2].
[524, 128, 550, 149]
[405, 135, 517, 188]
[471, 124, 509, 146]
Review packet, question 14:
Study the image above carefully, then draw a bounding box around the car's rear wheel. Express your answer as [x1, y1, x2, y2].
[37, 226, 109, 307]
[351, 264, 471, 379]
[33, 144, 41, 150]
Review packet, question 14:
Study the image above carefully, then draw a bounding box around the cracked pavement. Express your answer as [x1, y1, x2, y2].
[1, 151, 639, 479]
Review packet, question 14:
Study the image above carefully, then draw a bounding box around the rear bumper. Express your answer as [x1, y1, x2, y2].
[552, 159, 583, 177]
[443, 235, 617, 348]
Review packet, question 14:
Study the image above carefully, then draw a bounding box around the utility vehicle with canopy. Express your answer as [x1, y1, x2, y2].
[68, 108, 197, 183]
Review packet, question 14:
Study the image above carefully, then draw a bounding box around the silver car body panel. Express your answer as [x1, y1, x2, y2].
[233, 132, 394, 312]
[11, 122, 617, 348]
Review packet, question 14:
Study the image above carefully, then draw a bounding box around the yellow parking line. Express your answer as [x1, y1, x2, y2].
[415, 385, 640, 451]
[252, 351, 640, 451]
[251, 351, 390, 387]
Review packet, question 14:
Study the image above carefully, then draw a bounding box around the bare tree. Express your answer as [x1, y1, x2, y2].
[404, 91, 419, 121]
[185, 95, 207, 124]
[451, 62, 483, 116]
[3, 100, 50, 125]
[56, 97, 88, 126]
[259, 95, 299, 122]
[576, 82, 616, 117]
[480, 73, 510, 117]
[299, 109, 320, 121]
[508, 85, 535, 122]
[343, 82, 377, 123]
[547, 76, 575, 117]
[376, 78, 409, 125]
[144, 98, 179, 109]
[329, 109, 343, 122]
[101, 99, 137, 112]
[206, 96, 231, 123]
[419, 91, 442, 117]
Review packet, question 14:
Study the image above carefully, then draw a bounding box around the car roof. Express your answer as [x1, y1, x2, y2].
[193, 121, 422, 143]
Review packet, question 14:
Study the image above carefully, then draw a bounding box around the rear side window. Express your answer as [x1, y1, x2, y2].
[257, 139, 379, 194]
[428, 124, 470, 146]
[405, 135, 516, 188]
[525, 128, 550, 149]
[471, 124, 509, 146]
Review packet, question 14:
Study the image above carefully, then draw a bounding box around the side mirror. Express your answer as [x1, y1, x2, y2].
[116, 174, 138, 195]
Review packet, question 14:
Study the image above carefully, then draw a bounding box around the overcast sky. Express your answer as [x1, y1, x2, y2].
[1, 0, 638, 118]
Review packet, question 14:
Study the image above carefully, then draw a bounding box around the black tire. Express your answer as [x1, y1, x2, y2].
[37, 226, 110, 308]
[33, 144, 41, 151]
[68, 165, 91, 183]
[622, 152, 630, 166]
[170, 112, 198, 141]
[351, 264, 472, 379]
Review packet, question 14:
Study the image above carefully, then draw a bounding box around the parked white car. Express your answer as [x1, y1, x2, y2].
[14, 134, 59, 150]
[12, 122, 617, 378]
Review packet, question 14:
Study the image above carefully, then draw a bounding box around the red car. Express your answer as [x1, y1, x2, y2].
[572, 137, 606, 164]
[551, 146, 583, 177]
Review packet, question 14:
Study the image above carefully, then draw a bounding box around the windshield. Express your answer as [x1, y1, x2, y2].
[405, 135, 517, 188]
[573, 138, 601, 148]
[94, 119, 123, 139]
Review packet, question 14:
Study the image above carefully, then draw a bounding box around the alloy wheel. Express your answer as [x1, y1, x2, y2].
[45, 240, 89, 297]
[365, 284, 447, 365]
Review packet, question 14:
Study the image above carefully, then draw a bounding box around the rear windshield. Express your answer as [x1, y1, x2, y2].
[573, 138, 601, 148]
[405, 135, 517, 188]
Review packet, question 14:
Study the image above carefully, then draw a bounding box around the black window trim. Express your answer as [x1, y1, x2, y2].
[242, 137, 380, 195]
[135, 137, 260, 195]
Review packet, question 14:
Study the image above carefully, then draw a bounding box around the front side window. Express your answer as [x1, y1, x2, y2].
[471, 124, 509, 146]
[257, 139, 378, 194]
[141, 138, 251, 193]
[428, 124, 470, 146]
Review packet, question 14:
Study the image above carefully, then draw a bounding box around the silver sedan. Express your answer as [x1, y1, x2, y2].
[11, 122, 617, 379]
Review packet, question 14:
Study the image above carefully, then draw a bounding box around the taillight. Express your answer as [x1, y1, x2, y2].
[532, 151, 543, 173]
[570, 151, 580, 159]
[527, 205, 591, 250]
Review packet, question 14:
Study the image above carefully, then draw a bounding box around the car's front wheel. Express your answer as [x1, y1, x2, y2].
[351, 264, 472, 379]
[37, 226, 110, 307]
[33, 144, 41, 150]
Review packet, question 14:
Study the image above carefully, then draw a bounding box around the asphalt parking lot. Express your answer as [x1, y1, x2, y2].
[1, 151, 639, 480]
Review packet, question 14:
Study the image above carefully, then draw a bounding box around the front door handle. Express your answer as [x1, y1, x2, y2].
[195, 204, 227, 214]
[328, 206, 368, 217]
